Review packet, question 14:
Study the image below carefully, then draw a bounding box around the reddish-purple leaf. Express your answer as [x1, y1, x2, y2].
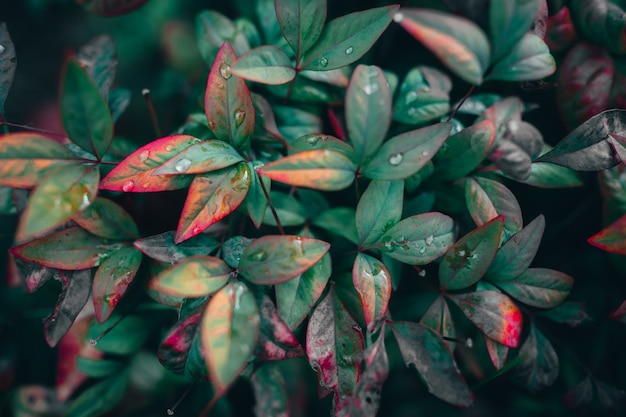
[352, 253, 392, 332]
[588, 213, 626, 255]
[78, 0, 150, 16]
[545, 7, 577, 52]
[255, 294, 304, 361]
[511, 323, 558, 391]
[609, 299, 626, 323]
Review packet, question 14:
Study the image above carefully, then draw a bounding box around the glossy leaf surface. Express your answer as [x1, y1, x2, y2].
[276, 0, 326, 61]
[352, 253, 392, 332]
[496, 268, 573, 308]
[72, 197, 139, 240]
[152, 140, 244, 176]
[487, 33, 555, 82]
[134, 231, 218, 264]
[150, 255, 230, 298]
[512, 323, 558, 391]
[356, 180, 403, 247]
[489, 0, 540, 62]
[393, 66, 451, 125]
[588, 213, 626, 255]
[255, 294, 304, 361]
[232, 45, 296, 84]
[0, 23, 16, 114]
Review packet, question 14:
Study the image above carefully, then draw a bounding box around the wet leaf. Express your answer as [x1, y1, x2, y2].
[451, 290, 522, 347]
[202, 281, 260, 391]
[395, 8, 490, 85]
[276, 0, 326, 62]
[152, 140, 244, 176]
[100, 135, 197, 192]
[290, 134, 357, 161]
[420, 296, 456, 348]
[134, 231, 218, 264]
[352, 253, 392, 332]
[588, 213, 626, 255]
[393, 66, 451, 125]
[489, 0, 540, 62]
[176, 163, 251, 243]
[232, 45, 296, 84]
[511, 323, 558, 391]
[380, 212, 455, 265]
[361, 122, 451, 180]
[76, 35, 116, 99]
[255, 294, 304, 361]
[79, 0, 150, 17]
[65, 371, 129, 417]
[439, 216, 504, 290]
[239, 235, 330, 285]
[72, 197, 139, 240]
[484, 336, 509, 370]
[259, 150, 357, 190]
[356, 180, 404, 247]
[487, 33, 555, 82]
[495, 268, 573, 308]
[150, 255, 230, 298]
[196, 10, 250, 65]
[346, 65, 392, 163]
[251, 364, 289, 417]
[390, 321, 473, 406]
[302, 5, 397, 70]
[539, 301, 592, 326]
[0, 23, 16, 115]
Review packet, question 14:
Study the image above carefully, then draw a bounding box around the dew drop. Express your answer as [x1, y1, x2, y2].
[422, 151, 429, 157]
[234, 109, 246, 127]
[456, 249, 466, 257]
[363, 82, 379, 95]
[175, 158, 192, 173]
[219, 63, 232, 79]
[192, 226, 203, 235]
[425, 235, 434, 246]
[139, 150, 150, 162]
[165, 145, 175, 152]
[251, 249, 268, 262]
[465, 338, 474, 348]
[393, 12, 404, 22]
[405, 91, 418, 104]
[166, 409, 175, 416]
[345, 46, 354, 55]
[418, 246, 426, 254]
[142, 182, 151, 189]
[89, 339, 97, 346]
[388, 153, 403, 166]
[122, 180, 135, 192]
[319, 57, 329, 67]
[408, 108, 418, 117]
[306, 136, 321, 146]
[217, 83, 225, 89]
[418, 269, 426, 277]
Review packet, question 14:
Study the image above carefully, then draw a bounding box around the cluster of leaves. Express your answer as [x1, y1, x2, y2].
[2, 0, 626, 416]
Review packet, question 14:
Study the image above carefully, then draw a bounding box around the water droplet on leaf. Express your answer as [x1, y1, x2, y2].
[418, 269, 426, 277]
[234, 109, 246, 126]
[0, 45, 5, 55]
[456, 249, 466, 257]
[175, 158, 192, 173]
[465, 338, 474, 348]
[363, 82, 379, 95]
[418, 246, 426, 254]
[345, 46, 354, 55]
[425, 235, 434, 246]
[165, 145, 175, 152]
[251, 249, 268, 262]
[217, 83, 225, 89]
[122, 181, 135, 192]
[388, 153, 403, 166]
[166, 409, 174, 416]
[393, 12, 404, 22]
[89, 339, 97, 346]
[139, 150, 150, 162]
[422, 151, 429, 157]
[319, 57, 329, 67]
[192, 226, 203, 235]
[219, 63, 232, 79]
[306, 136, 321, 146]
[405, 91, 418, 104]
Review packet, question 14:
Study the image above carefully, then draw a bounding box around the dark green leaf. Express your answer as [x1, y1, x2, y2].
[65, 371, 129, 417]
[502, 161, 583, 188]
[570, 0, 626, 54]
[393, 66, 451, 125]
[487, 33, 555, 81]
[246, 162, 270, 228]
[511, 323, 558, 391]
[223, 235, 253, 268]
[356, 180, 404, 247]
[108, 88, 130, 122]
[89, 314, 153, 355]
[262, 191, 306, 227]
[134, 231, 219, 263]
[275, 0, 326, 61]
[496, 268, 573, 308]
[76, 35, 116, 99]
[538, 301, 592, 327]
[232, 46, 296, 84]
[0, 23, 16, 115]
[312, 207, 359, 244]
[72, 197, 139, 240]
[76, 357, 124, 379]
[489, 0, 540, 62]
[196, 10, 250, 64]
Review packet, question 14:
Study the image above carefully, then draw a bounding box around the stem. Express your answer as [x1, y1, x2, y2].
[0, 120, 66, 138]
[0, 114, 8, 134]
[198, 388, 226, 417]
[327, 107, 345, 140]
[259, 175, 285, 235]
[446, 85, 476, 122]
[142, 88, 162, 138]
[284, 72, 299, 104]
[166, 384, 195, 415]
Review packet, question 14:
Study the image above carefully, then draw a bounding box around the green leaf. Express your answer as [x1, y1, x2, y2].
[312, 207, 359, 244]
[352, 253, 392, 332]
[570, 0, 626, 54]
[201, 281, 260, 391]
[433, 120, 496, 181]
[496, 268, 573, 308]
[380, 212, 455, 265]
[196, 10, 250, 64]
[511, 323, 558, 391]
[393, 66, 451, 125]
[487, 214, 545, 281]
[538, 301, 592, 327]
[232, 45, 296, 84]
[205, 42, 255, 152]
[133, 231, 219, 263]
[88, 314, 153, 355]
[290, 134, 357, 161]
[245, 162, 270, 228]
[238, 235, 330, 285]
[108, 88, 130, 122]
[0, 23, 16, 115]
[489, 0, 540, 62]
[61, 59, 113, 158]
[223, 235, 253, 268]
[72, 197, 139, 240]
[276, 0, 326, 62]
[76, 35, 117, 99]
[259, 150, 357, 190]
[251, 364, 289, 417]
[451, 290, 522, 347]
[176, 163, 251, 243]
[302, 5, 397, 70]
[76, 357, 124, 379]
[92, 245, 142, 323]
[390, 321, 473, 406]
[502, 161, 583, 188]
[356, 180, 404, 247]
[262, 191, 307, 227]
[395, 8, 490, 85]
[275, 252, 331, 330]
[65, 371, 129, 417]
[487, 33, 555, 82]
[361, 122, 451, 180]
[439, 216, 504, 290]
[152, 140, 244, 175]
[149, 255, 230, 298]
[588, 213, 626, 255]
[18, 165, 99, 238]
[346, 65, 392, 163]
[420, 296, 456, 349]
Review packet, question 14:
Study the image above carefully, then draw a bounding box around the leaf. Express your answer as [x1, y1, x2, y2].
[352, 253, 392, 332]
[196, 10, 250, 64]
[223, 236, 253, 268]
[546, 6, 577, 52]
[275, 252, 331, 330]
[312, 207, 359, 244]
[108, 88, 131, 122]
[504, 161, 583, 188]
[420, 296, 456, 348]
[100, 135, 197, 192]
[80, 0, 149, 16]
[232, 45, 296, 84]
[251, 364, 289, 417]
[393, 66, 452, 125]
[259, 150, 357, 190]
[0, 133, 77, 188]
[152, 140, 244, 175]
[306, 288, 364, 412]
[484, 336, 509, 370]
[61, 59, 113, 158]
[439, 216, 504, 290]
[65, 371, 129, 417]
[486, 215, 545, 281]
[14, 257, 56, 293]
[245, 163, 270, 229]
[72, 197, 139, 240]
[487, 33, 556, 82]
[356, 180, 404, 247]
[262, 191, 306, 227]
[489, 0, 540, 62]
[276, 0, 326, 61]
[361, 122, 451, 181]
[239, 235, 330, 285]
[76, 35, 117, 99]
[290, 134, 357, 161]
[149, 255, 230, 298]
[380, 212, 455, 265]
[433, 120, 496, 181]
[390, 321, 473, 406]
[346, 65, 392, 163]
[538, 109, 626, 171]
[201, 281, 260, 391]
[76, 357, 124, 379]
[570, 0, 626, 54]
[588, 213, 626, 255]
[395, 8, 490, 85]
[204, 42, 255, 152]
[511, 323, 558, 391]
[19, 164, 98, 238]
[538, 301, 592, 327]
[451, 291, 522, 347]
[88, 314, 153, 355]
[45, 270, 92, 348]
[302, 5, 397, 71]
[255, 294, 304, 361]
[176, 163, 251, 243]
[134, 231, 219, 263]
[495, 268, 573, 308]
[0, 23, 16, 115]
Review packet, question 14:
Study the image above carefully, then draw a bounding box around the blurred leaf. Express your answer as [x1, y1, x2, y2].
[302, 5, 397, 71]
[511, 323, 558, 391]
[487, 33, 555, 82]
[484, 336, 509, 370]
[538, 301, 592, 326]
[395, 8, 490, 85]
[451, 291, 522, 347]
[196, 10, 250, 65]
[609, 299, 626, 323]
[276, 0, 326, 62]
[380, 212, 455, 265]
[356, 180, 403, 247]
[72, 197, 139, 240]
[78, 0, 150, 17]
[239, 235, 330, 285]
[65, 370, 129, 417]
[420, 296, 456, 348]
[595, 379, 626, 411]
[361, 122, 451, 180]
[76, 35, 116, 99]
[570, 0, 626, 53]
[352, 253, 391, 332]
[134, 230, 218, 263]
[393, 66, 451, 125]
[545, 7, 577, 52]
[202, 281, 260, 391]
[152, 140, 244, 176]
[563, 376, 593, 409]
[76, 357, 124, 379]
[176, 163, 251, 243]
[489, 0, 539, 62]
[89, 314, 152, 355]
[255, 294, 304, 361]
[150, 255, 230, 298]
[0, 23, 16, 115]
[108, 88, 131, 122]
[390, 321, 473, 406]
[232, 45, 296, 84]
[495, 268, 573, 308]
[251, 364, 289, 417]
[439, 216, 504, 290]
[260, 150, 357, 190]
[588, 213, 626, 255]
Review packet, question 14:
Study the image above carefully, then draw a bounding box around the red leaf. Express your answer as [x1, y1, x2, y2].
[588, 213, 626, 255]
[255, 295, 304, 361]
